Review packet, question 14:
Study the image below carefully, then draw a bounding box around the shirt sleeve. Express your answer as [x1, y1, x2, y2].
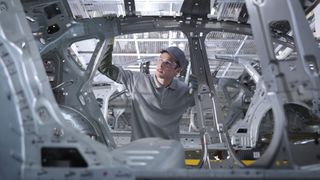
[116, 68, 141, 93]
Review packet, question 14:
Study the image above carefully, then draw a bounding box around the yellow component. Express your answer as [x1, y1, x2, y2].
[185, 159, 256, 166]
[185, 159, 200, 166]
[242, 160, 255, 166]
[185, 159, 290, 167]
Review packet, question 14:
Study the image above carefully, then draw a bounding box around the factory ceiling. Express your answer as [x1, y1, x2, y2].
[66, 0, 261, 82]
[64, 0, 319, 83]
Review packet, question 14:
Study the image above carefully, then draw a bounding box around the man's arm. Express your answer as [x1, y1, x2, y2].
[98, 39, 119, 81]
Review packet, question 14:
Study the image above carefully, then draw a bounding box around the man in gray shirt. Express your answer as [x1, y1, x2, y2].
[99, 43, 195, 141]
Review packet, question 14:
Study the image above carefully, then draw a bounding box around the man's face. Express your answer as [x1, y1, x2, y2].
[155, 52, 180, 80]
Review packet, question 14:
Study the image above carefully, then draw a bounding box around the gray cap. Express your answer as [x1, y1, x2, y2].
[160, 46, 187, 69]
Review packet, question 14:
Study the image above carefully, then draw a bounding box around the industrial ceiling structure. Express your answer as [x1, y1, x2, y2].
[67, 0, 259, 83]
[66, 0, 319, 83]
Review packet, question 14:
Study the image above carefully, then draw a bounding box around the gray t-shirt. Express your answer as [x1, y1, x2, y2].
[116, 67, 195, 141]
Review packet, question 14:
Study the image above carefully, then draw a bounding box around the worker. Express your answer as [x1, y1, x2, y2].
[99, 41, 196, 141]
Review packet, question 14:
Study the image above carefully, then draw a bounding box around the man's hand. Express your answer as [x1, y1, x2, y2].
[188, 74, 198, 95]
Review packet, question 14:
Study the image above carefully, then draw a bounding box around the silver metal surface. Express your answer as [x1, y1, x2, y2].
[1, 0, 320, 179]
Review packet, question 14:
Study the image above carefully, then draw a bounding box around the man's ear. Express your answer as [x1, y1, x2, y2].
[174, 67, 182, 76]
